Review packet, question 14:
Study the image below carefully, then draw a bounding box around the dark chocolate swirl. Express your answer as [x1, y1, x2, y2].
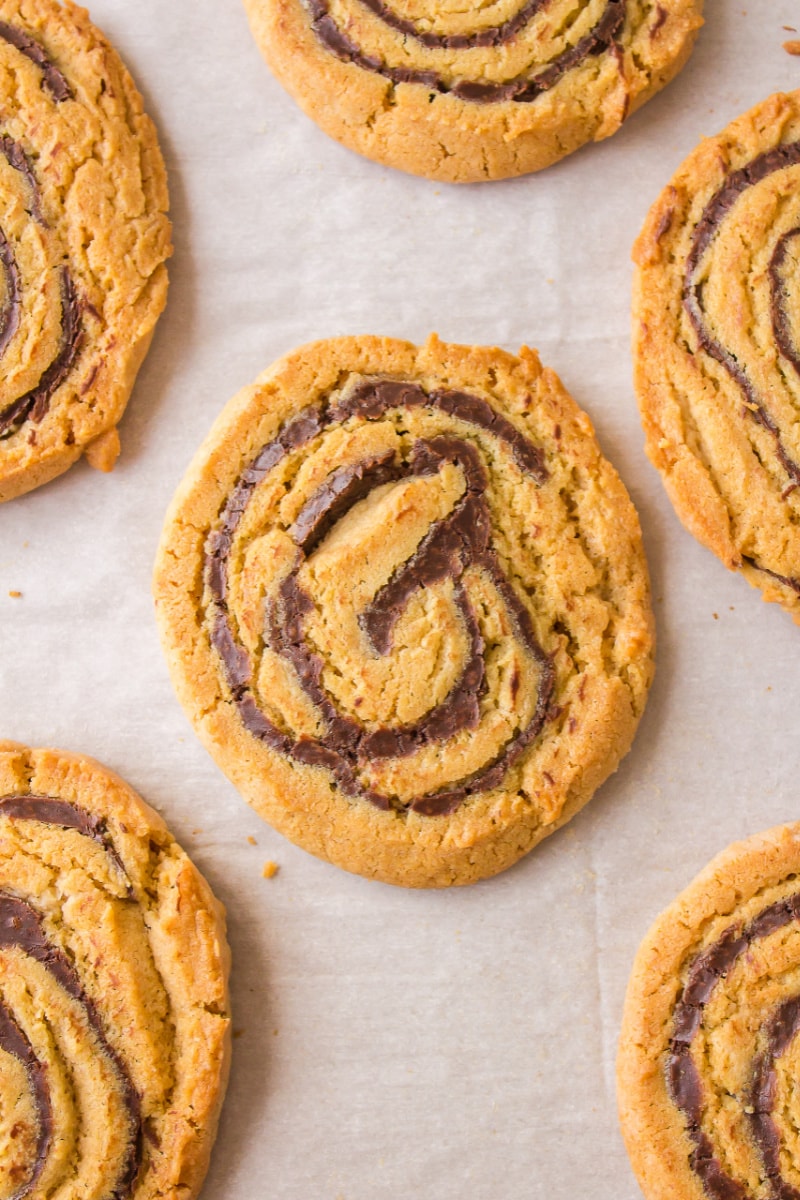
[303, 0, 626, 103]
[205, 378, 555, 817]
[667, 894, 800, 1199]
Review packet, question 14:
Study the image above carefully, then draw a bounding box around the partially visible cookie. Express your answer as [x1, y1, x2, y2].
[242, 0, 703, 182]
[633, 89, 800, 621]
[154, 334, 654, 888]
[0, 741, 230, 1200]
[618, 823, 800, 1200]
[0, 0, 171, 503]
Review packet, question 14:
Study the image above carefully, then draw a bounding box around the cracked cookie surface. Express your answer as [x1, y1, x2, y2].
[242, 0, 703, 182]
[0, 741, 231, 1200]
[154, 334, 654, 887]
[618, 823, 800, 1200]
[0, 0, 171, 503]
[633, 89, 800, 621]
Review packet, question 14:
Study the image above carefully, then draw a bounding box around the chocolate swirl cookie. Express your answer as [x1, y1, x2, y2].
[0, 741, 230, 1200]
[0, 0, 171, 502]
[634, 90, 800, 622]
[242, 0, 703, 181]
[617, 823, 800, 1200]
[154, 335, 654, 887]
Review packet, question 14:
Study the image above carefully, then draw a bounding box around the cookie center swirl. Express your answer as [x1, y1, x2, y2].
[668, 896, 800, 1199]
[205, 379, 555, 817]
[0, 795, 142, 1200]
[303, 0, 626, 103]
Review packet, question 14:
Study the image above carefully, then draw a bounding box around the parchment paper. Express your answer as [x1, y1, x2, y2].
[1, 3, 799, 1196]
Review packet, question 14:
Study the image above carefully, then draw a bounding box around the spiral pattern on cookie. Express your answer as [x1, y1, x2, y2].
[155, 337, 654, 885]
[633, 91, 800, 619]
[303, 0, 627, 103]
[0, 743, 230, 1200]
[243, 0, 703, 181]
[0, 0, 170, 502]
[205, 378, 559, 817]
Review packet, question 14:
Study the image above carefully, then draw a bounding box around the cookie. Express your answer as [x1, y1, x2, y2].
[0, 0, 171, 503]
[242, 0, 703, 182]
[617, 823, 800, 1200]
[0, 741, 231, 1200]
[633, 90, 800, 622]
[153, 334, 654, 888]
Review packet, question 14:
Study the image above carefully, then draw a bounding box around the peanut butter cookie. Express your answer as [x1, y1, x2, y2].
[0, 0, 171, 502]
[154, 335, 654, 887]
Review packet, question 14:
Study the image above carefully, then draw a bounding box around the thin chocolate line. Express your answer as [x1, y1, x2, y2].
[0, 135, 45, 225]
[354, 0, 549, 51]
[667, 895, 800, 1199]
[0, 266, 84, 436]
[0, 21, 72, 102]
[0, 998, 52, 1200]
[0, 227, 21, 358]
[303, 0, 625, 104]
[0, 894, 142, 1198]
[205, 380, 554, 815]
[770, 227, 800, 381]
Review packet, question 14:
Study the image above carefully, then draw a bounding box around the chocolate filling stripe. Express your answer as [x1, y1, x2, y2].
[304, 0, 625, 104]
[356, 0, 548, 49]
[0, 266, 84, 436]
[0, 794, 129, 883]
[668, 895, 800, 1199]
[0, 227, 21, 359]
[770, 227, 800, 383]
[0, 998, 52, 1200]
[0, 894, 142, 1200]
[205, 380, 554, 816]
[0, 134, 45, 226]
[0, 21, 72, 102]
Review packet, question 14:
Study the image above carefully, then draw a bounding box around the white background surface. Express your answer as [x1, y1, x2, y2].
[1, 2, 799, 1196]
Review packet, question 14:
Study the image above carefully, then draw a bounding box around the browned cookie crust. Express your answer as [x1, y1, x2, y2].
[618, 824, 800, 1200]
[0, 0, 171, 503]
[0, 741, 230, 1200]
[242, 0, 703, 182]
[154, 335, 654, 887]
[633, 90, 800, 621]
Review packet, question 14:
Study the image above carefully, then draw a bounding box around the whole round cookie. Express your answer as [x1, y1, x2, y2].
[0, 741, 231, 1200]
[242, 0, 703, 182]
[634, 89, 800, 621]
[0, 0, 171, 502]
[154, 335, 654, 887]
[618, 823, 800, 1200]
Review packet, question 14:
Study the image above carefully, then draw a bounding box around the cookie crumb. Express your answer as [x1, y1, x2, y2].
[713, 612, 718, 619]
[247, 835, 257, 845]
[262, 860, 279, 879]
[233, 1029, 245, 1039]
[8, 590, 21, 598]
[784, 39, 800, 55]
